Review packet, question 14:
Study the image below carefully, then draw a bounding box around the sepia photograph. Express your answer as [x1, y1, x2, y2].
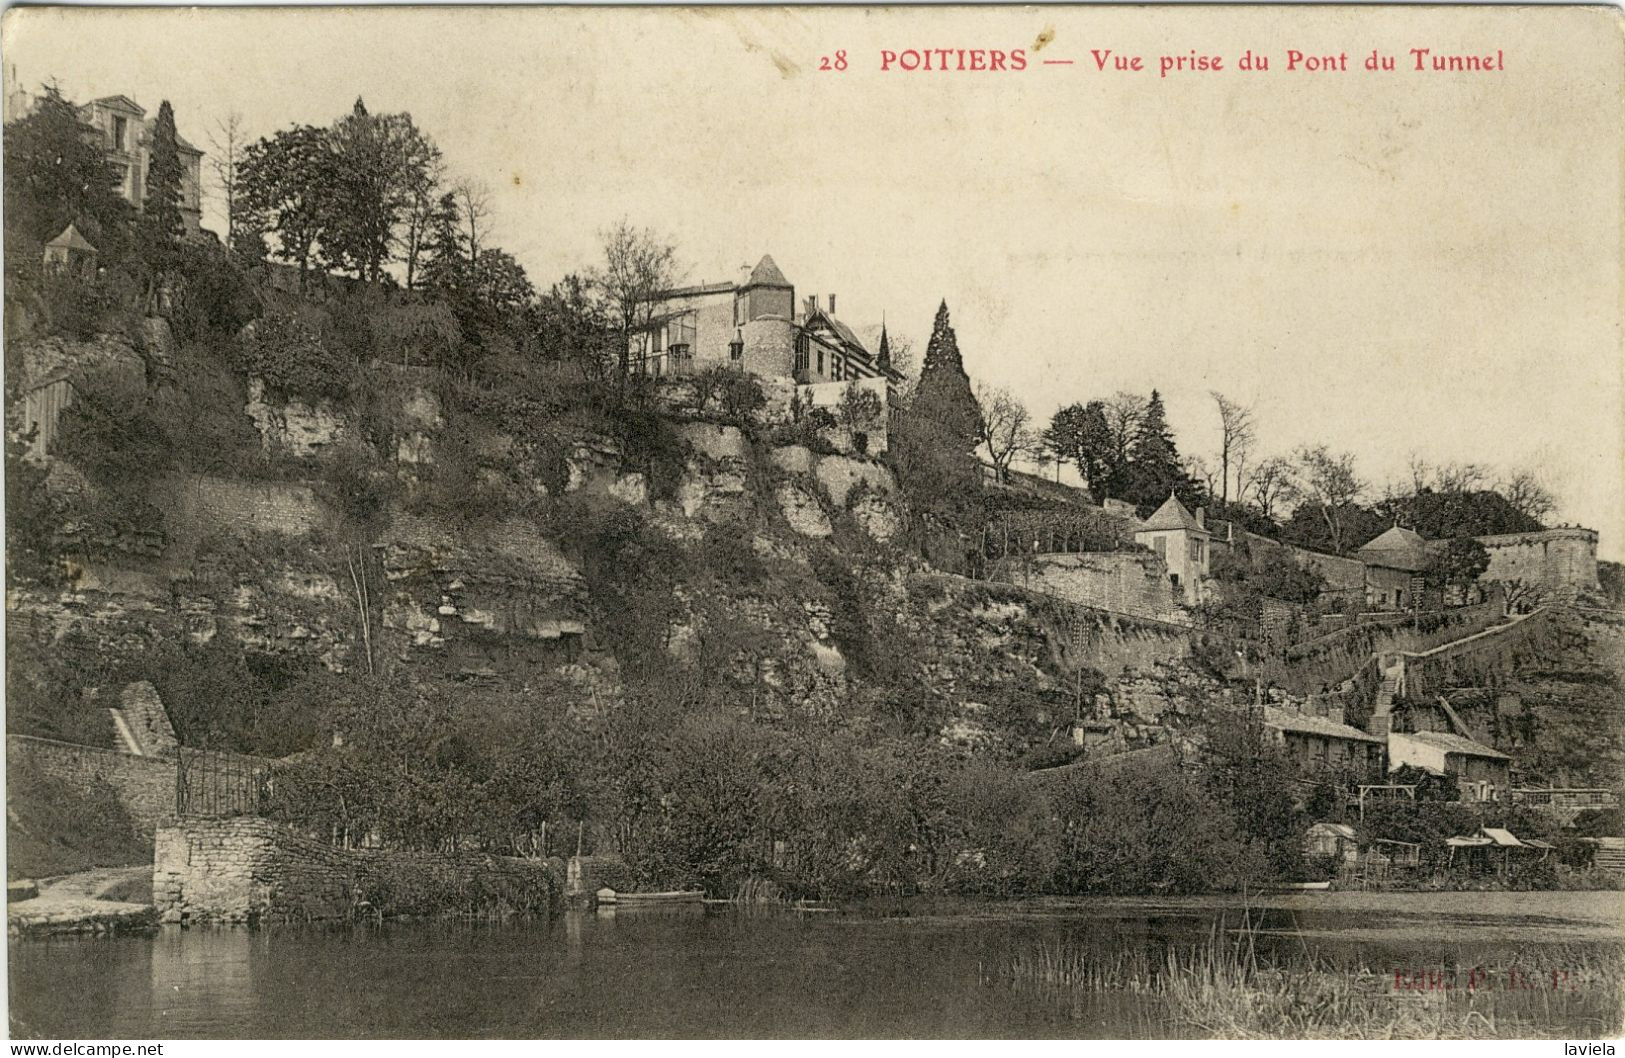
[2, 2, 1622, 1041]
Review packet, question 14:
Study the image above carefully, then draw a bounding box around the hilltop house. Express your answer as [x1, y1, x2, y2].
[4, 72, 205, 237]
[79, 94, 206, 237]
[630, 254, 901, 396]
[1356, 526, 1433, 610]
[1133, 493, 1212, 606]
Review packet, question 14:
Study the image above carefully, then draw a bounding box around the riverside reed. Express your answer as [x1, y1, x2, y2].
[989, 915, 1625, 1039]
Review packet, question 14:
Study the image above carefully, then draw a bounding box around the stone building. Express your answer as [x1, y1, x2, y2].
[77, 94, 206, 236]
[1264, 706, 1386, 780]
[630, 255, 901, 397]
[1357, 525, 1432, 610]
[5, 71, 206, 237]
[1133, 492, 1211, 605]
[1387, 730, 1511, 803]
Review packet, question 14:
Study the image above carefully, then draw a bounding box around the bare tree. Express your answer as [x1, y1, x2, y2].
[452, 177, 492, 268]
[976, 384, 1038, 483]
[1186, 453, 1218, 498]
[402, 155, 445, 289]
[595, 219, 680, 380]
[1407, 453, 1431, 496]
[1494, 577, 1538, 614]
[1210, 391, 1255, 505]
[874, 332, 920, 404]
[1101, 391, 1143, 481]
[1500, 467, 1557, 524]
[1434, 461, 1489, 494]
[206, 111, 247, 248]
[1294, 445, 1365, 553]
[1244, 455, 1296, 520]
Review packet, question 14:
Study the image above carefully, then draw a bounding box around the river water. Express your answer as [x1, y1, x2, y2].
[10, 891, 1625, 1038]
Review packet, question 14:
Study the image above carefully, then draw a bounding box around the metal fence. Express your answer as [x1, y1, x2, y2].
[175, 747, 273, 818]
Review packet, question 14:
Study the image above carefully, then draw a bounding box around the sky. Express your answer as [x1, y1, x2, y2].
[6, 5, 1622, 555]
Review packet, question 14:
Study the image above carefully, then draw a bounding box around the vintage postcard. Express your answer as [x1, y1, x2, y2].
[2, 2, 1622, 1043]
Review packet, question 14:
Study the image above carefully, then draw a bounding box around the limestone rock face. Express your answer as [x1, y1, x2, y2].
[770, 444, 815, 476]
[394, 383, 443, 465]
[777, 482, 832, 538]
[677, 422, 749, 461]
[246, 377, 348, 458]
[814, 454, 895, 509]
[11, 331, 145, 391]
[852, 493, 901, 543]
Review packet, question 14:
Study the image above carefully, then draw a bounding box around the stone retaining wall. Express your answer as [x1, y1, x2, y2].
[153, 817, 562, 925]
[1008, 552, 1182, 624]
[7, 735, 175, 836]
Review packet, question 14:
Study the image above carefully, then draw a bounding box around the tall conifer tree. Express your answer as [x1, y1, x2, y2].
[1126, 389, 1203, 512]
[911, 300, 981, 447]
[143, 100, 185, 239]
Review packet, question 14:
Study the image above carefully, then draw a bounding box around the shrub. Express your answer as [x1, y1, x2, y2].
[51, 368, 173, 536]
[718, 373, 767, 427]
[239, 310, 354, 402]
[319, 441, 397, 534]
[768, 403, 839, 453]
[170, 238, 261, 342]
[35, 269, 138, 340]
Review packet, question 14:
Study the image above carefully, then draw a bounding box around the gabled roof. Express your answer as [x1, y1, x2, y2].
[89, 94, 144, 114]
[744, 254, 791, 289]
[1392, 730, 1509, 761]
[1138, 492, 1208, 535]
[1265, 706, 1386, 744]
[804, 307, 867, 354]
[45, 223, 97, 253]
[1364, 525, 1428, 551]
[1358, 525, 1433, 571]
[1308, 822, 1358, 840]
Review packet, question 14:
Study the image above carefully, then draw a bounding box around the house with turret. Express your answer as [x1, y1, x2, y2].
[630, 254, 901, 397]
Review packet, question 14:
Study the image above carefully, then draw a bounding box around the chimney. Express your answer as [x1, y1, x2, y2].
[809, 294, 819, 315]
[828, 294, 837, 315]
[1195, 507, 1206, 529]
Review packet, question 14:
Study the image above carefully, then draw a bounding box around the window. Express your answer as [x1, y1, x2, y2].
[833, 356, 843, 381]
[729, 340, 743, 361]
[1151, 537, 1166, 559]
[794, 334, 810, 375]
[817, 348, 824, 375]
[112, 115, 127, 150]
[734, 295, 746, 327]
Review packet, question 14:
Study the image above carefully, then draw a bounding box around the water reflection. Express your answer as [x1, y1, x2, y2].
[9, 892, 1623, 1039]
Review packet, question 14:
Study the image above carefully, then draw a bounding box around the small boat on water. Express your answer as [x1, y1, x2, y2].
[595, 887, 704, 907]
[1270, 880, 1333, 892]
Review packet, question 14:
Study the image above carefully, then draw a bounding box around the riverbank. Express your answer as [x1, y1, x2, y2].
[13, 890, 1625, 1038]
[8, 866, 156, 937]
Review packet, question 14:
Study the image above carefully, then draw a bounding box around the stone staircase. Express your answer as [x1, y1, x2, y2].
[1369, 656, 1404, 733]
[1593, 838, 1625, 873]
